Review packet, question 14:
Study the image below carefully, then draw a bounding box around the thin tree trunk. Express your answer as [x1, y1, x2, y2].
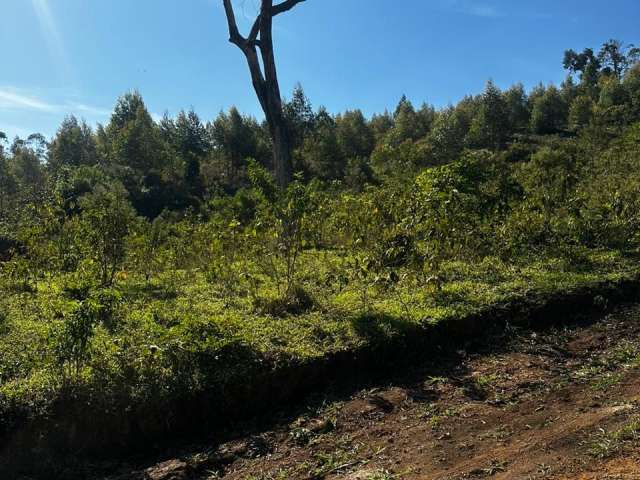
[269, 116, 292, 186]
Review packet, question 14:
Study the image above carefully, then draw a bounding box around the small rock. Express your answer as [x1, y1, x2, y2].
[367, 394, 395, 413]
[145, 459, 190, 480]
[308, 418, 334, 434]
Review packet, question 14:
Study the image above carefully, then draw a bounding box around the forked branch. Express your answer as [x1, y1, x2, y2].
[222, 0, 307, 48]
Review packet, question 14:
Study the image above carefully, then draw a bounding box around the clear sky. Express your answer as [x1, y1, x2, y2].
[1, 0, 639, 140]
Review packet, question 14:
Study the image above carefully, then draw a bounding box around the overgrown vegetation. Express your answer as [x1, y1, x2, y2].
[1, 39, 640, 449]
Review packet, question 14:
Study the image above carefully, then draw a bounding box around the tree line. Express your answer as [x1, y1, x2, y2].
[0, 39, 639, 273]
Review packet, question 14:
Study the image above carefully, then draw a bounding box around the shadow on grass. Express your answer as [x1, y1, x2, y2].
[121, 281, 179, 300]
[349, 310, 418, 346]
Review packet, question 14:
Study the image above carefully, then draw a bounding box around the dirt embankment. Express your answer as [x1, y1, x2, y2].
[99, 304, 640, 480]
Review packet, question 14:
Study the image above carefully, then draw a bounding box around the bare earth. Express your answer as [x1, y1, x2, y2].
[113, 304, 640, 480]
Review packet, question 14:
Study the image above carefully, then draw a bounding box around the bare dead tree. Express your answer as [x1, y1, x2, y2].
[221, 0, 306, 188]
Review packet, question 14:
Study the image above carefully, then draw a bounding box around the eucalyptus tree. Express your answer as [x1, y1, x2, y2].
[598, 39, 640, 79]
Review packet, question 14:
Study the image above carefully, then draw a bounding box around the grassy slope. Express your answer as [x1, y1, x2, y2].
[1, 249, 638, 440]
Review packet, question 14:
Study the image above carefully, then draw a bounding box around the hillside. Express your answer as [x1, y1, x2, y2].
[1, 38, 640, 478]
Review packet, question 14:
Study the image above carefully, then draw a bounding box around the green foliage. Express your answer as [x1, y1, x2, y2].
[625, 63, 640, 120]
[336, 109, 375, 160]
[407, 151, 515, 268]
[530, 86, 567, 134]
[503, 83, 530, 133]
[297, 109, 344, 180]
[427, 106, 470, 163]
[517, 147, 578, 212]
[127, 216, 170, 282]
[2, 39, 640, 449]
[564, 47, 601, 87]
[210, 106, 263, 187]
[599, 76, 629, 108]
[574, 123, 640, 248]
[598, 39, 640, 78]
[107, 92, 166, 173]
[466, 80, 510, 149]
[284, 84, 316, 151]
[371, 139, 432, 180]
[77, 183, 137, 286]
[48, 116, 98, 172]
[387, 95, 430, 145]
[569, 95, 594, 131]
[51, 300, 99, 383]
[251, 170, 317, 300]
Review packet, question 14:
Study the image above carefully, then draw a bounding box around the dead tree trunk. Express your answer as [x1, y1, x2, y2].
[221, 0, 305, 188]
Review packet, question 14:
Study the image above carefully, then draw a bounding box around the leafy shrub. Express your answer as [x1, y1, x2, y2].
[51, 300, 99, 383]
[77, 183, 137, 286]
[404, 151, 516, 270]
[251, 168, 317, 298]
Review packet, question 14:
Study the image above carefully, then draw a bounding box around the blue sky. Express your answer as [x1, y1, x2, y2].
[1, 0, 639, 140]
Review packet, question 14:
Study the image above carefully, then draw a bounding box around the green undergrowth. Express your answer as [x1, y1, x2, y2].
[0, 248, 637, 436]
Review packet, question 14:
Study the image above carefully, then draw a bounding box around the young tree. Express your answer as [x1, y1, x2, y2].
[369, 111, 394, 142]
[388, 95, 424, 145]
[25, 133, 48, 161]
[78, 183, 136, 286]
[249, 165, 315, 299]
[0, 132, 10, 219]
[427, 106, 470, 163]
[0, 153, 18, 215]
[595, 75, 631, 127]
[0, 131, 7, 157]
[503, 83, 530, 133]
[172, 110, 209, 159]
[624, 63, 640, 120]
[284, 84, 316, 151]
[221, 0, 307, 188]
[10, 142, 47, 200]
[170, 110, 209, 196]
[417, 103, 437, 135]
[598, 76, 629, 108]
[466, 80, 510, 149]
[106, 92, 166, 174]
[102, 92, 175, 216]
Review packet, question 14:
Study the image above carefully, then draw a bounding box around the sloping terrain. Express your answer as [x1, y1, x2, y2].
[101, 304, 640, 480]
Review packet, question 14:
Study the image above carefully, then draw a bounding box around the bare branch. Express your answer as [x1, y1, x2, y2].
[272, 0, 306, 16]
[222, 0, 246, 47]
[248, 15, 261, 43]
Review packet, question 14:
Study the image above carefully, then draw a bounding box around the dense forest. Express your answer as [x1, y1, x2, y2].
[1, 38, 640, 473]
